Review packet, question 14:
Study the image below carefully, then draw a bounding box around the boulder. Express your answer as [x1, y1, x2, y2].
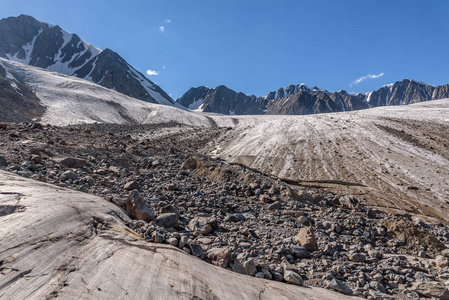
[294, 227, 318, 251]
[349, 252, 366, 263]
[58, 157, 87, 168]
[207, 248, 232, 268]
[291, 245, 309, 258]
[232, 254, 257, 276]
[181, 158, 198, 170]
[411, 282, 449, 299]
[156, 213, 179, 228]
[0, 156, 7, 166]
[124, 180, 140, 191]
[338, 195, 359, 210]
[284, 270, 304, 286]
[436, 255, 449, 268]
[187, 216, 217, 235]
[325, 278, 353, 295]
[125, 190, 155, 222]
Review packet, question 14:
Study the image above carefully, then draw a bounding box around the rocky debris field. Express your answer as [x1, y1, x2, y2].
[1, 122, 449, 299]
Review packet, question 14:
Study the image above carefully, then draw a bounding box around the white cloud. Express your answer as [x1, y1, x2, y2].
[159, 26, 165, 32]
[165, 19, 171, 23]
[351, 73, 384, 86]
[146, 69, 159, 76]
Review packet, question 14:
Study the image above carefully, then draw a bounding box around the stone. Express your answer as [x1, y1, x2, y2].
[160, 205, 180, 218]
[58, 157, 87, 168]
[291, 245, 309, 258]
[411, 281, 449, 300]
[21, 160, 37, 171]
[124, 180, 140, 191]
[338, 195, 359, 210]
[31, 174, 46, 182]
[255, 272, 264, 278]
[181, 158, 198, 170]
[0, 156, 8, 166]
[436, 255, 449, 268]
[125, 190, 155, 222]
[294, 227, 318, 251]
[60, 170, 78, 181]
[325, 279, 353, 295]
[232, 254, 257, 276]
[207, 248, 232, 268]
[167, 237, 178, 246]
[187, 216, 216, 235]
[152, 231, 165, 243]
[188, 241, 204, 257]
[368, 249, 383, 259]
[349, 252, 366, 262]
[284, 270, 304, 286]
[31, 154, 42, 164]
[156, 213, 179, 228]
[442, 249, 449, 258]
[179, 236, 188, 249]
[296, 216, 311, 226]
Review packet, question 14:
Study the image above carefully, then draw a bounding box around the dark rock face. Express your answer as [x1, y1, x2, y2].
[366, 79, 437, 106]
[177, 86, 213, 109]
[178, 79, 449, 116]
[0, 63, 45, 122]
[0, 15, 174, 105]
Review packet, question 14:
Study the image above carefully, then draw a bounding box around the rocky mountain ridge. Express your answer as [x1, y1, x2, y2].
[0, 15, 174, 105]
[178, 79, 449, 115]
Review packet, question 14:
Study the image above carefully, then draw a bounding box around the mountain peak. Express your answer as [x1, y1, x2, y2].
[0, 15, 173, 105]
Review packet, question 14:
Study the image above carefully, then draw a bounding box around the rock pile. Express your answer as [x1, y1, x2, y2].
[1, 122, 448, 299]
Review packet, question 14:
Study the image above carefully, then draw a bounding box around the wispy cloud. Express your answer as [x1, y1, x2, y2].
[159, 26, 165, 32]
[146, 69, 159, 76]
[351, 73, 384, 86]
[165, 19, 171, 23]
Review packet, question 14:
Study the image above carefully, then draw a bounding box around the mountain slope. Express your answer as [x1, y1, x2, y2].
[0, 14, 174, 105]
[178, 80, 449, 115]
[0, 58, 235, 127]
[0, 63, 45, 122]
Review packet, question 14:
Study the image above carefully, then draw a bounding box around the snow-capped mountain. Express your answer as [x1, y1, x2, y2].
[0, 57, 234, 126]
[0, 15, 174, 105]
[178, 79, 449, 115]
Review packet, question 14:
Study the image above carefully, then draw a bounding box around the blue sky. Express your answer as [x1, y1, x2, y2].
[1, 0, 448, 99]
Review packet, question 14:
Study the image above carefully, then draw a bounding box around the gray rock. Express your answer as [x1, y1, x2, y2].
[124, 180, 140, 191]
[294, 227, 318, 251]
[291, 245, 309, 258]
[349, 252, 366, 262]
[232, 254, 257, 276]
[207, 248, 231, 268]
[0, 156, 7, 166]
[325, 279, 353, 295]
[125, 190, 155, 222]
[187, 216, 216, 235]
[178, 236, 188, 249]
[58, 157, 87, 168]
[436, 255, 449, 268]
[167, 237, 178, 246]
[442, 249, 449, 258]
[188, 242, 204, 258]
[181, 158, 198, 170]
[156, 213, 179, 228]
[60, 170, 78, 181]
[411, 281, 449, 300]
[152, 231, 165, 243]
[21, 160, 37, 171]
[284, 270, 304, 286]
[338, 195, 359, 210]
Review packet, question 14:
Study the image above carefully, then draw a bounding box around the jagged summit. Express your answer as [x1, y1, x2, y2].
[178, 79, 449, 115]
[0, 15, 174, 105]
